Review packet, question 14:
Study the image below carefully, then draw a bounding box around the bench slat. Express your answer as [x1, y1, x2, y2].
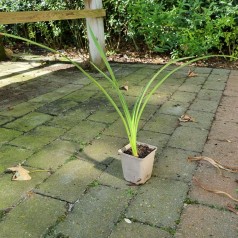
[0, 9, 106, 24]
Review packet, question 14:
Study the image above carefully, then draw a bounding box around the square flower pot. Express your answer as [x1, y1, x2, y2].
[118, 142, 157, 185]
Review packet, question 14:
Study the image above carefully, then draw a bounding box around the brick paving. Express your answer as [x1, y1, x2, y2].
[0, 58, 237, 237]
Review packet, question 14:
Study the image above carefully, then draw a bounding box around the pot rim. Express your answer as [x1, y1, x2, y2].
[118, 142, 157, 159]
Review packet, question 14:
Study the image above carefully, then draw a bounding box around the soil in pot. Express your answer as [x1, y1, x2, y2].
[124, 144, 155, 158]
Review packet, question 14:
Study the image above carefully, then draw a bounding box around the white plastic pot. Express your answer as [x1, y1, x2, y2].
[118, 142, 157, 185]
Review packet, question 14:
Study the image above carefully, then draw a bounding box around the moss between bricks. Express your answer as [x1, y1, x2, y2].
[184, 197, 232, 212]
[184, 197, 199, 205]
[0, 210, 6, 221]
[43, 214, 68, 238]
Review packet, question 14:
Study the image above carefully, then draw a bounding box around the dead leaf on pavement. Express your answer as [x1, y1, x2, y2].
[7, 165, 31, 181]
[227, 204, 238, 215]
[124, 218, 132, 224]
[5, 48, 13, 59]
[179, 114, 195, 122]
[193, 177, 238, 203]
[120, 85, 129, 91]
[7, 106, 14, 111]
[188, 68, 198, 77]
[188, 156, 238, 174]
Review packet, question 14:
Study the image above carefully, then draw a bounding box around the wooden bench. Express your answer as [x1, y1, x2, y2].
[0, 0, 106, 68]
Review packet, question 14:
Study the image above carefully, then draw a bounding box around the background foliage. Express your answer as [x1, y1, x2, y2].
[1, 0, 238, 58]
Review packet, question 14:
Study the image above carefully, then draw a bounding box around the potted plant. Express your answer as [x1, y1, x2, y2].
[1, 30, 235, 185]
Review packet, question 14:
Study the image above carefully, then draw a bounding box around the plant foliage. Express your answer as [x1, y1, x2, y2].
[1, 30, 236, 156]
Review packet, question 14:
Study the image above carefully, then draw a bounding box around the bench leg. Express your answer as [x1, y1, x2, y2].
[0, 35, 7, 61]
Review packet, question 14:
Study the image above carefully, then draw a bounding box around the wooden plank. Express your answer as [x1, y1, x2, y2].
[0, 9, 106, 24]
[84, 0, 105, 69]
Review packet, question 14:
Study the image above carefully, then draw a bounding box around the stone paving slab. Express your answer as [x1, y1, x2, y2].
[170, 91, 197, 103]
[189, 163, 238, 207]
[62, 120, 106, 144]
[203, 139, 238, 166]
[4, 112, 52, 132]
[109, 221, 172, 238]
[0, 101, 42, 117]
[35, 160, 105, 203]
[183, 76, 207, 86]
[143, 113, 179, 135]
[137, 130, 170, 150]
[0, 194, 66, 238]
[28, 85, 82, 104]
[77, 134, 127, 165]
[147, 92, 171, 106]
[0, 115, 14, 126]
[26, 139, 81, 170]
[0, 128, 22, 145]
[175, 205, 238, 238]
[0, 60, 237, 238]
[50, 185, 131, 238]
[47, 108, 90, 129]
[126, 177, 188, 228]
[223, 74, 238, 96]
[157, 84, 181, 94]
[98, 158, 130, 189]
[37, 99, 78, 116]
[0, 171, 49, 210]
[189, 98, 220, 113]
[179, 109, 215, 130]
[0, 145, 33, 173]
[197, 88, 223, 102]
[178, 82, 202, 93]
[203, 80, 226, 91]
[87, 107, 119, 124]
[62, 88, 96, 103]
[153, 147, 197, 182]
[158, 100, 190, 116]
[168, 126, 209, 152]
[208, 120, 238, 142]
[193, 66, 212, 74]
[216, 95, 238, 122]
[9, 126, 66, 151]
[173, 68, 238, 238]
[103, 118, 144, 138]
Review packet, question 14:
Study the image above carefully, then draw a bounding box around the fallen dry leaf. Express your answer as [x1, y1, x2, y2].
[7, 106, 14, 111]
[7, 165, 31, 181]
[27, 191, 35, 198]
[5, 48, 13, 59]
[179, 114, 195, 122]
[188, 69, 198, 77]
[120, 85, 129, 91]
[193, 177, 238, 202]
[188, 156, 238, 174]
[227, 204, 238, 215]
[124, 218, 132, 224]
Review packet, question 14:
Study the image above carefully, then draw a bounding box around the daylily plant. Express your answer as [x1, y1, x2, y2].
[1, 30, 236, 157]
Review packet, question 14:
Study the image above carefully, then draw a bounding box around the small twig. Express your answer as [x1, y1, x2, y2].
[227, 204, 238, 215]
[30, 169, 51, 173]
[193, 177, 238, 203]
[188, 156, 238, 173]
[188, 68, 198, 77]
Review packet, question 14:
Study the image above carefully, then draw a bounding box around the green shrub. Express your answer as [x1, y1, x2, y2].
[0, 0, 86, 49]
[127, 0, 238, 58]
